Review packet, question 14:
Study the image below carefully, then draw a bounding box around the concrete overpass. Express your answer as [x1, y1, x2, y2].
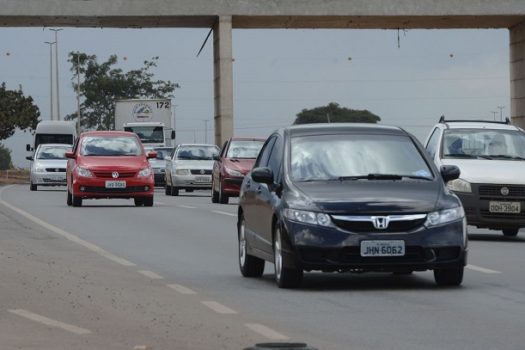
[2, 0, 525, 144]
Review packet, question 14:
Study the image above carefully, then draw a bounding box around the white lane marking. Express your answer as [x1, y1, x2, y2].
[244, 323, 289, 340]
[9, 309, 92, 335]
[178, 205, 197, 209]
[156, 201, 166, 205]
[133, 346, 152, 350]
[466, 264, 501, 274]
[138, 270, 164, 279]
[201, 301, 237, 314]
[167, 284, 197, 295]
[212, 210, 236, 217]
[0, 186, 135, 267]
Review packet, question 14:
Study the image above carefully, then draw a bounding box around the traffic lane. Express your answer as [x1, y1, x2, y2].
[0, 201, 263, 350]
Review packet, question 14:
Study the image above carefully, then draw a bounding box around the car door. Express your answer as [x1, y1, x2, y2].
[165, 146, 177, 185]
[66, 137, 80, 191]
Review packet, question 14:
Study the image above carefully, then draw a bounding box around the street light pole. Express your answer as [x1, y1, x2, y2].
[76, 53, 82, 133]
[497, 106, 505, 121]
[44, 41, 56, 120]
[204, 120, 209, 143]
[491, 111, 497, 120]
[50, 29, 63, 121]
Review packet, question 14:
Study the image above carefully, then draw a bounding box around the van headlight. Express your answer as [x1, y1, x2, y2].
[447, 179, 471, 193]
[425, 206, 465, 227]
[283, 209, 332, 227]
[138, 167, 152, 177]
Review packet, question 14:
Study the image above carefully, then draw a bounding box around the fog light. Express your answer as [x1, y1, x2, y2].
[144, 186, 149, 191]
[80, 186, 85, 192]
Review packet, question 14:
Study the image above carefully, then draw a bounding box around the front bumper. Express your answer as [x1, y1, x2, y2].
[32, 172, 67, 186]
[72, 176, 154, 199]
[455, 184, 525, 230]
[281, 218, 467, 272]
[172, 174, 212, 189]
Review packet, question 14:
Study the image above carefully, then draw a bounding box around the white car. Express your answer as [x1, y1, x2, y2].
[165, 144, 220, 196]
[27, 143, 72, 191]
[424, 117, 525, 237]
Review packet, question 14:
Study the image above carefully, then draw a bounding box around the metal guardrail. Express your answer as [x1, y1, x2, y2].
[0, 170, 30, 182]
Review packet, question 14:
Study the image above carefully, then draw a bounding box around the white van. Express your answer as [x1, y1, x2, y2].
[26, 120, 77, 153]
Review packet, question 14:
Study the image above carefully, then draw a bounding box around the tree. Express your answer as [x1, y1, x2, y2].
[65, 53, 178, 130]
[293, 102, 381, 125]
[0, 83, 40, 140]
[0, 144, 13, 170]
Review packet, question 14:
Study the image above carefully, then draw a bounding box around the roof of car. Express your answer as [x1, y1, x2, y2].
[286, 123, 407, 137]
[177, 143, 218, 147]
[80, 131, 137, 137]
[440, 121, 520, 131]
[229, 137, 266, 141]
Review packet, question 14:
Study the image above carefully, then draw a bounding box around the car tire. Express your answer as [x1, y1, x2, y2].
[211, 179, 219, 203]
[502, 228, 519, 237]
[165, 184, 171, 196]
[143, 196, 154, 207]
[273, 224, 303, 288]
[67, 189, 72, 206]
[434, 266, 464, 286]
[218, 180, 229, 204]
[30, 182, 37, 191]
[72, 192, 82, 207]
[238, 214, 265, 277]
[134, 198, 144, 206]
[171, 186, 179, 196]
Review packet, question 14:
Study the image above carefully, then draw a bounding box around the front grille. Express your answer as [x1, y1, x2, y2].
[190, 169, 212, 175]
[81, 186, 149, 193]
[479, 185, 525, 199]
[93, 171, 136, 178]
[45, 168, 66, 172]
[332, 218, 426, 233]
[42, 178, 66, 183]
[480, 210, 525, 220]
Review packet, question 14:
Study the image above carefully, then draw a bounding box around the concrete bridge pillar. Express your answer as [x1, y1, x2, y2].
[213, 15, 234, 146]
[511, 21, 525, 128]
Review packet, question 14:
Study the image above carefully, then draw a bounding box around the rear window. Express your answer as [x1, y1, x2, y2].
[80, 136, 142, 156]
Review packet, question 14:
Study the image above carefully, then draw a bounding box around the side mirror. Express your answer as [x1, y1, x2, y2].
[26, 156, 33, 161]
[147, 151, 157, 159]
[26, 144, 31, 152]
[171, 130, 176, 140]
[440, 165, 460, 183]
[251, 167, 274, 184]
[65, 151, 75, 159]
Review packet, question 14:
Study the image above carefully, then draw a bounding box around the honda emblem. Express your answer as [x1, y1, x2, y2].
[372, 216, 390, 230]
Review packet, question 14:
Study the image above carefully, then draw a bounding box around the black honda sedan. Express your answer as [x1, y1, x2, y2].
[237, 123, 467, 288]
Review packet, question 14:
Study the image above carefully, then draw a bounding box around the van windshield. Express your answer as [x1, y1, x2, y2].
[35, 134, 73, 150]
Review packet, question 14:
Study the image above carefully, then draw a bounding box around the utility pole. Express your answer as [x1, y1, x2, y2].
[50, 28, 63, 120]
[76, 52, 81, 133]
[491, 111, 497, 120]
[44, 41, 56, 120]
[497, 106, 505, 121]
[203, 120, 209, 143]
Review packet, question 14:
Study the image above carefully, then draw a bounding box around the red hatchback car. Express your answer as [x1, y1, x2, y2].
[212, 137, 265, 204]
[66, 131, 156, 207]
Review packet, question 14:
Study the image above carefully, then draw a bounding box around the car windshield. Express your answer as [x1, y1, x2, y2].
[176, 146, 219, 160]
[36, 145, 71, 160]
[80, 136, 142, 156]
[442, 129, 525, 160]
[290, 134, 433, 181]
[154, 148, 172, 160]
[226, 140, 264, 159]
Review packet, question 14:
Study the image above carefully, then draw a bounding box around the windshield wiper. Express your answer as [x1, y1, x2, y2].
[444, 153, 478, 159]
[338, 174, 432, 181]
[487, 154, 525, 161]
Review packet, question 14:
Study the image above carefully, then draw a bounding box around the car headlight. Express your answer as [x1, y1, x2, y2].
[76, 166, 93, 177]
[447, 178, 471, 193]
[425, 206, 465, 227]
[34, 166, 46, 173]
[283, 208, 332, 227]
[138, 167, 152, 177]
[225, 167, 244, 177]
[175, 169, 190, 175]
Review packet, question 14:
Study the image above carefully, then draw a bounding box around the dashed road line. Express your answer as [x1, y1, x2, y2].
[138, 270, 164, 279]
[244, 323, 289, 340]
[466, 264, 501, 274]
[167, 284, 197, 295]
[8, 309, 92, 335]
[0, 186, 135, 267]
[211, 210, 236, 217]
[201, 301, 237, 314]
[133, 346, 152, 350]
[178, 205, 197, 209]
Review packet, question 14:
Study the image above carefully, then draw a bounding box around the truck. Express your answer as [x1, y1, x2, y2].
[26, 120, 77, 153]
[114, 98, 175, 148]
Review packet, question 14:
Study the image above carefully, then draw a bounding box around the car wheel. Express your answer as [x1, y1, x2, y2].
[238, 214, 265, 277]
[502, 228, 519, 237]
[143, 196, 154, 207]
[67, 189, 72, 206]
[171, 186, 179, 196]
[434, 266, 464, 286]
[72, 192, 82, 207]
[218, 180, 229, 204]
[211, 179, 219, 203]
[134, 198, 144, 206]
[165, 183, 171, 196]
[30, 182, 37, 191]
[273, 224, 303, 288]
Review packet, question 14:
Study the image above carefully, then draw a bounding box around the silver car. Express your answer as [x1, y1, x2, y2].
[27, 143, 72, 191]
[165, 144, 220, 196]
[146, 146, 173, 186]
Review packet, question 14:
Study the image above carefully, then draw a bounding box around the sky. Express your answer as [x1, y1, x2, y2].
[1, 27, 510, 168]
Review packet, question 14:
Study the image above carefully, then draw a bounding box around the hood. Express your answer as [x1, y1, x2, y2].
[79, 156, 149, 170]
[34, 159, 68, 168]
[148, 158, 166, 169]
[442, 159, 525, 185]
[173, 159, 215, 170]
[223, 158, 256, 175]
[292, 180, 441, 214]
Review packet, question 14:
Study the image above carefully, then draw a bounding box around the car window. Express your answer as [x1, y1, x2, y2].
[220, 141, 228, 158]
[175, 146, 219, 160]
[226, 140, 264, 159]
[267, 136, 283, 181]
[442, 129, 525, 159]
[290, 134, 433, 181]
[80, 136, 142, 156]
[254, 136, 276, 168]
[36, 146, 71, 160]
[425, 127, 441, 159]
[153, 148, 172, 160]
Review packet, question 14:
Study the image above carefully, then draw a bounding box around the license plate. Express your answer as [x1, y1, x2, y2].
[360, 240, 405, 257]
[489, 201, 520, 213]
[105, 180, 126, 189]
[195, 176, 211, 183]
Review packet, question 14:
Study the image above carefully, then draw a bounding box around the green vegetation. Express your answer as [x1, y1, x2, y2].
[0, 83, 40, 141]
[293, 102, 381, 125]
[0, 143, 13, 170]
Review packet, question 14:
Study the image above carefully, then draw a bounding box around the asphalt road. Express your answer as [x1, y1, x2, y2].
[1, 184, 525, 350]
